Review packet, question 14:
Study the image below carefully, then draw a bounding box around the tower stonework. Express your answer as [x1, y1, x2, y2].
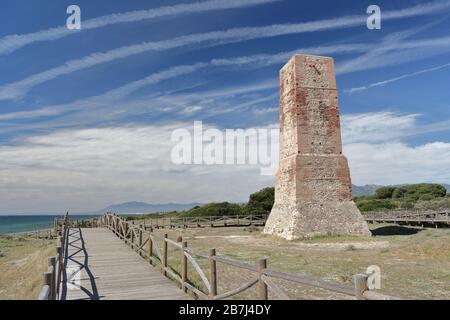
[263, 54, 371, 240]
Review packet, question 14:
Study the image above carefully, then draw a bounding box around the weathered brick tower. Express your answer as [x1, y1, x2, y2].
[263, 54, 371, 240]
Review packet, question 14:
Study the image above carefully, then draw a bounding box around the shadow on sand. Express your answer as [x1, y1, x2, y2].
[371, 225, 422, 236]
[60, 228, 100, 300]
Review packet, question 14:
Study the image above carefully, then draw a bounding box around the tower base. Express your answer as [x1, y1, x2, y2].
[263, 201, 371, 240]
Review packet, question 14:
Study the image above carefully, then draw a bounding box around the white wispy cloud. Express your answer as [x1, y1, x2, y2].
[334, 13, 450, 75]
[0, 42, 369, 122]
[2, 112, 450, 212]
[0, 0, 280, 55]
[344, 62, 450, 94]
[341, 111, 450, 143]
[340, 112, 450, 185]
[341, 112, 420, 143]
[2, 32, 450, 127]
[345, 141, 450, 186]
[1, 1, 449, 101]
[0, 123, 274, 212]
[0, 63, 209, 121]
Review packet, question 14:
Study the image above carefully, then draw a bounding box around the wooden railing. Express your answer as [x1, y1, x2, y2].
[38, 213, 70, 300]
[133, 210, 450, 231]
[138, 214, 268, 229]
[364, 210, 450, 226]
[100, 213, 400, 300]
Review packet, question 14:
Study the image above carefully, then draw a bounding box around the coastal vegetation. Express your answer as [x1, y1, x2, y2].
[354, 183, 450, 212]
[125, 183, 448, 220]
[124, 187, 275, 220]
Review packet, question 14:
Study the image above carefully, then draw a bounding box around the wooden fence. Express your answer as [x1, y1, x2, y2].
[364, 210, 450, 227]
[140, 214, 268, 230]
[37, 213, 70, 300]
[100, 213, 399, 300]
[134, 210, 450, 231]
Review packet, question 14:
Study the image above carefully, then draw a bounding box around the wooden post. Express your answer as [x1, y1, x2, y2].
[354, 274, 368, 300]
[56, 244, 62, 296]
[163, 234, 168, 277]
[257, 258, 268, 300]
[138, 225, 143, 256]
[42, 270, 53, 300]
[47, 256, 56, 300]
[181, 241, 188, 293]
[148, 234, 153, 265]
[131, 222, 135, 248]
[209, 248, 217, 299]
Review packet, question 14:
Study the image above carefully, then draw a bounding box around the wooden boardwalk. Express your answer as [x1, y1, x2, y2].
[60, 227, 190, 300]
[38, 214, 400, 301]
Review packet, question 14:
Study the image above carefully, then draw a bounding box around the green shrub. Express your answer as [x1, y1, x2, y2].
[181, 202, 243, 217]
[402, 183, 446, 200]
[356, 199, 396, 212]
[244, 187, 274, 215]
[378, 184, 446, 201]
[419, 194, 435, 201]
[375, 186, 396, 199]
[395, 199, 415, 209]
[392, 187, 408, 199]
[353, 195, 376, 203]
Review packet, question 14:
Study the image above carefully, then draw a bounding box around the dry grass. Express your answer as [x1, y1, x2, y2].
[2, 223, 448, 300]
[0, 235, 54, 300]
[149, 223, 450, 299]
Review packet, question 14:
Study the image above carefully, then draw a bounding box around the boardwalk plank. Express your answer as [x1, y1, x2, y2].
[62, 228, 190, 300]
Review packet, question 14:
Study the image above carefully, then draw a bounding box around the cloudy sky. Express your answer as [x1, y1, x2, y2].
[1, 0, 450, 214]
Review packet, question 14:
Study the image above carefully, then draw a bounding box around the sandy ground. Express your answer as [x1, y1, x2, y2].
[1, 223, 449, 300]
[0, 235, 54, 300]
[148, 223, 450, 300]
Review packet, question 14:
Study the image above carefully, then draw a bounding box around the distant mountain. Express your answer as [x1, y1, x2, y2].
[100, 183, 449, 214]
[352, 184, 383, 196]
[351, 183, 450, 196]
[101, 201, 203, 215]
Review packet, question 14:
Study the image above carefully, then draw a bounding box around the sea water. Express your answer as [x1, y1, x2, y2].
[0, 215, 100, 234]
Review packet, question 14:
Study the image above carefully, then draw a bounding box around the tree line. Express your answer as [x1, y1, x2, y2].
[126, 183, 449, 220]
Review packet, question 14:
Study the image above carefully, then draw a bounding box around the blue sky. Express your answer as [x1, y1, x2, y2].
[0, 0, 450, 214]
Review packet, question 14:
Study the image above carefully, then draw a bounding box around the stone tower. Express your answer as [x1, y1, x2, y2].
[263, 54, 371, 240]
